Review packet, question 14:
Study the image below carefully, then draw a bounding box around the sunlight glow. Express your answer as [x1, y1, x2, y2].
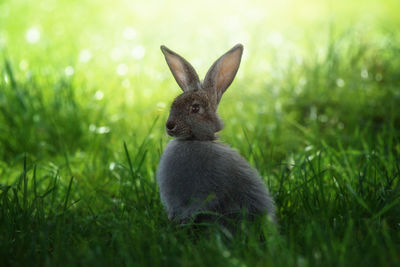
[94, 90, 104, 100]
[266, 31, 283, 47]
[89, 124, 96, 132]
[110, 48, 123, 61]
[89, 124, 110, 134]
[65, 66, 74, 76]
[131, 45, 145, 59]
[109, 162, 116, 170]
[79, 49, 92, 62]
[336, 78, 345, 87]
[96, 126, 110, 134]
[361, 69, 369, 79]
[25, 27, 40, 44]
[19, 60, 29, 70]
[122, 79, 130, 88]
[156, 102, 166, 111]
[123, 27, 137, 40]
[117, 64, 128, 76]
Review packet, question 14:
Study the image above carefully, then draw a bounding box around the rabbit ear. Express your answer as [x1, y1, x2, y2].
[161, 45, 201, 92]
[203, 44, 243, 104]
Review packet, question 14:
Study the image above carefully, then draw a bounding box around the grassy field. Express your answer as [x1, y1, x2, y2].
[1, 0, 400, 266]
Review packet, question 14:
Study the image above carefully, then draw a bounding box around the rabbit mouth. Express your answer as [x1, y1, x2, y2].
[166, 129, 176, 136]
[166, 127, 191, 138]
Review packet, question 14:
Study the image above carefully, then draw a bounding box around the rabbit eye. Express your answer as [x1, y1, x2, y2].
[191, 104, 200, 113]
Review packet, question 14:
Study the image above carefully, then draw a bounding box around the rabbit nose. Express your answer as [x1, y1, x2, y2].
[166, 121, 176, 131]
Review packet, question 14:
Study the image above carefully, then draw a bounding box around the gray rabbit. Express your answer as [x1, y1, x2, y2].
[157, 44, 275, 223]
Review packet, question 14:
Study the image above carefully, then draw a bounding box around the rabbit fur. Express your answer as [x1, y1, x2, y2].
[157, 44, 275, 223]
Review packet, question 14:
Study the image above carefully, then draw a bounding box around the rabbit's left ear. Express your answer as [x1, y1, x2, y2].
[161, 45, 201, 92]
[203, 44, 243, 104]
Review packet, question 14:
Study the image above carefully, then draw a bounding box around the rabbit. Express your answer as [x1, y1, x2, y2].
[157, 44, 275, 224]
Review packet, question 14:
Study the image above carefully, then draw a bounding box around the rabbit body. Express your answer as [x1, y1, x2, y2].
[157, 44, 275, 222]
[157, 139, 275, 221]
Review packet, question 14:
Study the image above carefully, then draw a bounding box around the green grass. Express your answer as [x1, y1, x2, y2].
[1, 0, 400, 266]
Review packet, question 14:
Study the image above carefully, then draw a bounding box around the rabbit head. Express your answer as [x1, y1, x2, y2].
[161, 44, 243, 141]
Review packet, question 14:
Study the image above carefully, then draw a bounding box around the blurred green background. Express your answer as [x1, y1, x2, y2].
[1, 0, 399, 160]
[1, 0, 400, 266]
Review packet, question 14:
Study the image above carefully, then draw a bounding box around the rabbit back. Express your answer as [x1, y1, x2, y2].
[157, 139, 275, 221]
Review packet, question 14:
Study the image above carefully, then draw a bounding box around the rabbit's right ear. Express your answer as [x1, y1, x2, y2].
[203, 44, 243, 104]
[161, 45, 201, 92]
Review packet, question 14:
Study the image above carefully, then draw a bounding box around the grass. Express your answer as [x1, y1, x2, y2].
[1, 0, 400, 266]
